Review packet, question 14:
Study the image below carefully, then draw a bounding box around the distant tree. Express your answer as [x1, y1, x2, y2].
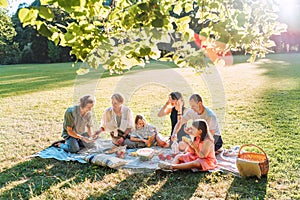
[0, 8, 20, 64]
[19, 0, 287, 73]
[12, 0, 73, 63]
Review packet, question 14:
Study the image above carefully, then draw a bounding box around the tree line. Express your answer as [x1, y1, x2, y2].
[0, 0, 74, 65]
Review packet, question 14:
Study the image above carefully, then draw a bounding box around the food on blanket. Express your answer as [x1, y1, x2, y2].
[105, 145, 127, 154]
[158, 153, 166, 161]
[166, 155, 172, 160]
[136, 148, 154, 161]
[116, 149, 126, 159]
[130, 152, 138, 156]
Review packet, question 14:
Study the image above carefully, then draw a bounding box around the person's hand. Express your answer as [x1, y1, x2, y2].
[81, 136, 95, 143]
[171, 134, 177, 142]
[91, 134, 99, 140]
[167, 96, 172, 105]
[177, 98, 183, 108]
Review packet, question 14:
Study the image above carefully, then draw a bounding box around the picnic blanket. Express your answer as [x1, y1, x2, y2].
[32, 140, 240, 175]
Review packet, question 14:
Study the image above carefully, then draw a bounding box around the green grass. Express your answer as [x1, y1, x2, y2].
[0, 54, 299, 199]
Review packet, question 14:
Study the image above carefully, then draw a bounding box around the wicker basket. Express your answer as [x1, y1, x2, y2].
[236, 144, 269, 178]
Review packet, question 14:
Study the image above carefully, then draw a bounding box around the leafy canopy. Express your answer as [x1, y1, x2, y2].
[18, 0, 287, 74]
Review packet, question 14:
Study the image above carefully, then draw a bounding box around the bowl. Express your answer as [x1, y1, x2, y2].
[136, 148, 154, 161]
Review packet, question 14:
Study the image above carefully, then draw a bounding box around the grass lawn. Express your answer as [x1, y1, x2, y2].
[0, 54, 299, 199]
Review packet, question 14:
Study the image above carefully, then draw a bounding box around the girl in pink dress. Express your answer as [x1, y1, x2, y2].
[158, 119, 217, 171]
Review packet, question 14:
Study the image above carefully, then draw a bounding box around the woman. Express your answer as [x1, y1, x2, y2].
[96, 93, 135, 146]
[158, 119, 217, 171]
[157, 92, 191, 143]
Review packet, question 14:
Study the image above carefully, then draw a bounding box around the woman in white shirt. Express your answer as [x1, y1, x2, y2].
[96, 93, 135, 146]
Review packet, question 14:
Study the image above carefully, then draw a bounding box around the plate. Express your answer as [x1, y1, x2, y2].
[136, 148, 154, 161]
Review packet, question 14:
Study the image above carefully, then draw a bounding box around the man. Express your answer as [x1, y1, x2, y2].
[172, 94, 223, 152]
[53, 95, 98, 153]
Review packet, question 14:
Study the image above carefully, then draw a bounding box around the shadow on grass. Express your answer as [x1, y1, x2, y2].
[89, 170, 208, 200]
[0, 158, 115, 199]
[150, 170, 207, 199]
[226, 176, 268, 199]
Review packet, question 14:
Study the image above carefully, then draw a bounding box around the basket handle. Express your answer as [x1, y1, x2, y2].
[238, 144, 268, 159]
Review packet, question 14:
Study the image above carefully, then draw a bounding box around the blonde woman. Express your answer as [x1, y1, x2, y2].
[96, 93, 135, 146]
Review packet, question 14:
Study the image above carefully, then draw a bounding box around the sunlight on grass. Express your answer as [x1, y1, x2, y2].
[0, 54, 299, 199]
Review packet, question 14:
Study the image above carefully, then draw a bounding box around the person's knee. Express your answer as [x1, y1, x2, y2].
[67, 138, 80, 153]
[214, 135, 223, 151]
[68, 145, 80, 153]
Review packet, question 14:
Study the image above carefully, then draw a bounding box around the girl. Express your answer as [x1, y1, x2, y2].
[130, 115, 169, 148]
[158, 119, 217, 171]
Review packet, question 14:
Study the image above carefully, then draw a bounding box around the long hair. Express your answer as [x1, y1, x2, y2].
[192, 119, 208, 142]
[170, 91, 185, 106]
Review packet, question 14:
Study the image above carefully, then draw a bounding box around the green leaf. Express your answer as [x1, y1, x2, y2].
[57, 0, 75, 12]
[139, 47, 151, 56]
[18, 8, 39, 27]
[76, 67, 90, 75]
[0, 0, 8, 8]
[37, 22, 53, 38]
[51, 32, 60, 45]
[151, 18, 164, 27]
[184, 2, 193, 13]
[40, 0, 57, 5]
[137, 2, 148, 10]
[178, 16, 190, 24]
[173, 4, 182, 15]
[39, 6, 54, 21]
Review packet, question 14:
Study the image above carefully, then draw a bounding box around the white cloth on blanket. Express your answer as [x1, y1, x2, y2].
[32, 140, 240, 175]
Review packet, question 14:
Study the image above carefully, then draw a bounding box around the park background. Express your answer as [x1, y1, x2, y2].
[1, 0, 300, 199]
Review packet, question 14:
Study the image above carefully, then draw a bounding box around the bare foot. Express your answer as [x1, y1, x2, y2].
[54, 142, 61, 148]
[51, 140, 65, 148]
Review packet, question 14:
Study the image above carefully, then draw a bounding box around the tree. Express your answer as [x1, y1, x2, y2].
[18, 0, 287, 73]
[0, 8, 20, 64]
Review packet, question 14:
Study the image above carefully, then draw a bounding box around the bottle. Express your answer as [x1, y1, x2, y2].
[171, 139, 179, 154]
[147, 136, 151, 147]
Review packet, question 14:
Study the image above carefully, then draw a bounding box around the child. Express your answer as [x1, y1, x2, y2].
[158, 119, 217, 171]
[130, 115, 169, 148]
